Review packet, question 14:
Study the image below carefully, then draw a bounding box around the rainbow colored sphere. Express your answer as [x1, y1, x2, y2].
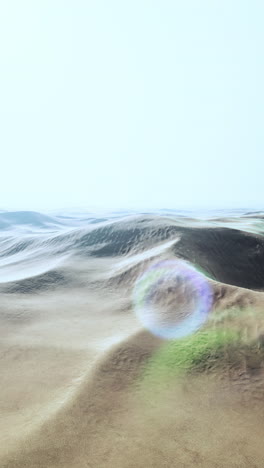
[133, 259, 213, 339]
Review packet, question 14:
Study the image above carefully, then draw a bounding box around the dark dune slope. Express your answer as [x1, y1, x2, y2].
[173, 227, 264, 290]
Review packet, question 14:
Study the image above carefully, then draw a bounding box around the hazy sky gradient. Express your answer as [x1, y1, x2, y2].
[0, 1, 263, 211]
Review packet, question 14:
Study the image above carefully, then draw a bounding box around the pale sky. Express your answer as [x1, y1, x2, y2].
[0, 1, 263, 211]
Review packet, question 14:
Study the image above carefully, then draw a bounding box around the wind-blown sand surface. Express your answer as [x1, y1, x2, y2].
[1, 209, 264, 467]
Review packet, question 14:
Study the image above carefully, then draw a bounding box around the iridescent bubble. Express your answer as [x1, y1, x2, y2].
[133, 259, 213, 339]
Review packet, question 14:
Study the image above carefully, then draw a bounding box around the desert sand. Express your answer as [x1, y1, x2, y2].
[1, 210, 264, 467]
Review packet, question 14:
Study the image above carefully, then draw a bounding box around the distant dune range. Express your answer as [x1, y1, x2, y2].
[1, 210, 264, 467]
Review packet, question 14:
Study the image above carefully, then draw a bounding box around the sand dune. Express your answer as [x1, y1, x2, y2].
[1, 210, 264, 467]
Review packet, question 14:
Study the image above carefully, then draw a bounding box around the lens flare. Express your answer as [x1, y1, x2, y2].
[133, 259, 213, 339]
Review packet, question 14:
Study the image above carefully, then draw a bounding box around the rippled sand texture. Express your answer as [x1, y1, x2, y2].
[1, 209, 264, 467]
